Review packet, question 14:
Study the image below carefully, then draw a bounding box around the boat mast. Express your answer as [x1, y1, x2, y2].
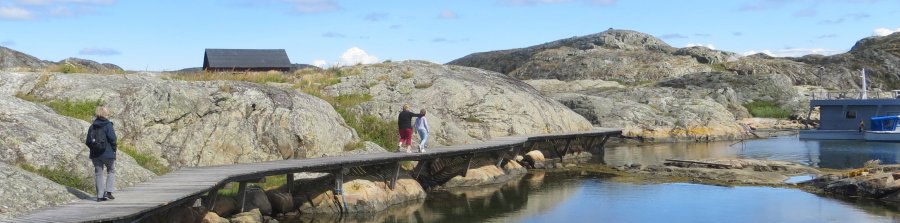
[861, 68, 868, 99]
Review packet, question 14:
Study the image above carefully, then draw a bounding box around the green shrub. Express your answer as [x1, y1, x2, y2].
[56, 63, 82, 74]
[20, 164, 94, 194]
[119, 144, 170, 175]
[709, 63, 730, 73]
[330, 94, 398, 150]
[743, 100, 792, 119]
[464, 116, 482, 123]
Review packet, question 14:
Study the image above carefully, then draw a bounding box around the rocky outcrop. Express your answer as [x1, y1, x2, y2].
[0, 94, 155, 212]
[0, 72, 358, 167]
[448, 29, 715, 84]
[0, 47, 51, 71]
[324, 60, 592, 146]
[620, 158, 820, 185]
[0, 163, 80, 219]
[674, 46, 739, 64]
[551, 87, 747, 141]
[803, 164, 900, 201]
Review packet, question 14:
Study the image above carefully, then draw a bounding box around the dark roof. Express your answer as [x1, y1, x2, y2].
[204, 49, 291, 69]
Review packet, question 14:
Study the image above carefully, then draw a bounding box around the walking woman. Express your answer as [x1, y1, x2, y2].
[86, 106, 117, 202]
[415, 109, 430, 153]
[397, 104, 424, 153]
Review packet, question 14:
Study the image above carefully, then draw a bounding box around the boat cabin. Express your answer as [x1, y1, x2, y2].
[870, 116, 900, 131]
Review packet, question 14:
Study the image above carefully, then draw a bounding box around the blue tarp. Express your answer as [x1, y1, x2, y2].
[870, 116, 900, 131]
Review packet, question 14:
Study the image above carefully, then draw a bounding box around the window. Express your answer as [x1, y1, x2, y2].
[846, 110, 857, 119]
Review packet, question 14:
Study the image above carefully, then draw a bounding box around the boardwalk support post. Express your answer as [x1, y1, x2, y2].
[389, 162, 401, 190]
[584, 137, 596, 153]
[463, 154, 474, 177]
[560, 138, 572, 163]
[414, 159, 430, 180]
[598, 135, 610, 151]
[206, 185, 221, 211]
[334, 168, 348, 214]
[237, 182, 248, 213]
[286, 173, 295, 194]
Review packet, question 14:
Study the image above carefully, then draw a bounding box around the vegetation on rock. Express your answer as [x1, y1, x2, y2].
[15, 93, 102, 121]
[19, 163, 93, 194]
[743, 100, 792, 119]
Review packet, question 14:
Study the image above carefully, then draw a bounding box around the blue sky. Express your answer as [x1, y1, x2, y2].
[1, 0, 899, 71]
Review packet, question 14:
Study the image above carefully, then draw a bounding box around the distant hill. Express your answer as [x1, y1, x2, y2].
[0, 46, 124, 73]
[449, 29, 900, 90]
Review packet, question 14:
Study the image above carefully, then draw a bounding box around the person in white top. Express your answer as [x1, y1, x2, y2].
[414, 109, 430, 153]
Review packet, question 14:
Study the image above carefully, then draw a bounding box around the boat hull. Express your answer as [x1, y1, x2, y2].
[864, 131, 900, 142]
[799, 130, 864, 140]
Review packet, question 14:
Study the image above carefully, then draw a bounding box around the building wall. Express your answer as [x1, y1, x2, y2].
[819, 105, 900, 130]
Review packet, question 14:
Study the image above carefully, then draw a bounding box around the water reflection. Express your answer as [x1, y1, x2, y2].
[605, 135, 900, 169]
[282, 171, 900, 223]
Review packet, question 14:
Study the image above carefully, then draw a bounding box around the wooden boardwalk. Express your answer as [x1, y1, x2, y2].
[6, 128, 621, 223]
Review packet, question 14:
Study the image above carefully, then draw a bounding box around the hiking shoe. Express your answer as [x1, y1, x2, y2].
[97, 197, 108, 202]
[105, 192, 115, 200]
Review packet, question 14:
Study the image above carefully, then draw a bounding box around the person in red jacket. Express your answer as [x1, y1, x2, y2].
[397, 104, 424, 153]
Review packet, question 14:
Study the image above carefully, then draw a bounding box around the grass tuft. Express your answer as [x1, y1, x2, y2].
[16, 93, 102, 121]
[20, 163, 94, 194]
[743, 100, 792, 119]
[168, 71, 290, 84]
[119, 144, 170, 175]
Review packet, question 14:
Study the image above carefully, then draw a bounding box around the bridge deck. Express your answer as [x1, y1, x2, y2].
[7, 128, 621, 223]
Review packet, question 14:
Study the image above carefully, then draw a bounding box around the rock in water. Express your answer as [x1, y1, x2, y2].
[324, 60, 592, 146]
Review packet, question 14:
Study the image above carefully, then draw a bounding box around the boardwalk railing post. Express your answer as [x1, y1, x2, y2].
[237, 182, 248, 213]
[286, 173, 295, 195]
[390, 162, 401, 190]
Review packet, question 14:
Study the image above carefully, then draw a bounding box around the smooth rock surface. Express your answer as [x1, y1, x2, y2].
[324, 60, 592, 146]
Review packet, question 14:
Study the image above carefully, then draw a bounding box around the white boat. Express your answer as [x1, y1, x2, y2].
[864, 115, 900, 142]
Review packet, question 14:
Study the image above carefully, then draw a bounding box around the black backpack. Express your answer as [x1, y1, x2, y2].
[86, 125, 108, 155]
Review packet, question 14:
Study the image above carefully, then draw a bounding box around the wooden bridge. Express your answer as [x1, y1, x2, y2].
[6, 128, 621, 223]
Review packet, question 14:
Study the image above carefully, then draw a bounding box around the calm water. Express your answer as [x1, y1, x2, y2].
[604, 135, 900, 169]
[286, 137, 900, 223]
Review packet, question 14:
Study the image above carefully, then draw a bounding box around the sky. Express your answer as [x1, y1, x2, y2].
[1, 0, 899, 71]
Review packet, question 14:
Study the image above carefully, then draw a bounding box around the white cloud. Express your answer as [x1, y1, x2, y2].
[312, 59, 328, 68]
[874, 27, 900, 36]
[685, 43, 716, 50]
[741, 48, 843, 57]
[337, 47, 378, 66]
[0, 0, 114, 20]
[282, 0, 340, 14]
[438, 10, 458, 19]
[0, 6, 34, 20]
